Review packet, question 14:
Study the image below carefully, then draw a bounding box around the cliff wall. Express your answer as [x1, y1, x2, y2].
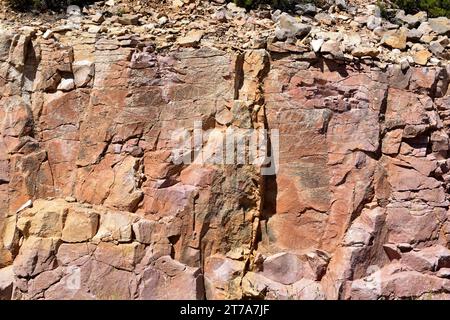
[0, 0, 450, 299]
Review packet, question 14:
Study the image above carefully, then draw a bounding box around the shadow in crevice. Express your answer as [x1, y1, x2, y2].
[261, 174, 277, 221]
[314, 58, 350, 78]
[255, 90, 279, 249]
[254, 172, 277, 251]
[22, 36, 38, 90]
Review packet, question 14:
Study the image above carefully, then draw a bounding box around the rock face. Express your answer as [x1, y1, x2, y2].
[0, 0, 449, 300]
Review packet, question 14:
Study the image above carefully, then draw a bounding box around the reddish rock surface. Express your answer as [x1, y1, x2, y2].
[0, 22, 449, 300]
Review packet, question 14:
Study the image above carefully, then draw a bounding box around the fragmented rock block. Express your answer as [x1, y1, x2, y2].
[262, 252, 307, 285]
[204, 254, 244, 300]
[94, 211, 139, 243]
[13, 237, 59, 278]
[0, 266, 13, 300]
[72, 60, 94, 87]
[62, 209, 99, 243]
[401, 246, 450, 272]
[137, 256, 204, 300]
[16, 199, 67, 239]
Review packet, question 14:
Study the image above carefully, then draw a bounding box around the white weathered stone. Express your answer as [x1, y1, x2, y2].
[72, 60, 94, 88]
[16, 200, 32, 213]
[66, 5, 81, 16]
[57, 78, 75, 91]
[311, 38, 324, 52]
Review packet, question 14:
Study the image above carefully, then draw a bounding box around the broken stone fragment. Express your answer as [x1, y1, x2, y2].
[226, 2, 246, 13]
[320, 40, 343, 57]
[72, 60, 94, 88]
[0, 266, 13, 300]
[172, 0, 184, 7]
[57, 78, 75, 91]
[177, 30, 204, 47]
[16, 200, 66, 239]
[118, 14, 140, 26]
[275, 13, 311, 41]
[66, 5, 81, 16]
[428, 17, 450, 35]
[87, 25, 102, 34]
[295, 3, 317, 16]
[2, 215, 18, 252]
[102, 157, 144, 212]
[382, 129, 403, 155]
[94, 241, 145, 271]
[42, 29, 53, 40]
[213, 9, 227, 22]
[13, 237, 59, 278]
[398, 243, 413, 252]
[335, 0, 347, 11]
[366, 15, 382, 30]
[343, 227, 372, 247]
[311, 38, 324, 52]
[305, 250, 330, 280]
[148, 257, 204, 299]
[417, 21, 433, 35]
[158, 16, 168, 26]
[0, 31, 13, 62]
[383, 243, 402, 260]
[61, 209, 99, 243]
[431, 130, 449, 153]
[381, 29, 407, 50]
[351, 46, 379, 58]
[437, 268, 450, 279]
[15, 200, 32, 214]
[241, 271, 288, 299]
[401, 245, 450, 272]
[8, 34, 31, 70]
[64, 196, 76, 203]
[91, 13, 105, 24]
[204, 255, 244, 299]
[291, 278, 325, 300]
[347, 265, 450, 300]
[397, 11, 427, 28]
[315, 12, 335, 26]
[429, 40, 445, 56]
[132, 219, 157, 244]
[94, 211, 140, 243]
[261, 252, 306, 285]
[407, 28, 423, 41]
[215, 108, 233, 125]
[412, 49, 432, 65]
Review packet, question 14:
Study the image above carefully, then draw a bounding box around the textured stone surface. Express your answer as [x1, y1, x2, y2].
[0, 266, 13, 300]
[0, 3, 449, 299]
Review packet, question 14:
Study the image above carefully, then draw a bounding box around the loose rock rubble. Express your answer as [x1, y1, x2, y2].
[0, 0, 449, 300]
[0, 0, 447, 67]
